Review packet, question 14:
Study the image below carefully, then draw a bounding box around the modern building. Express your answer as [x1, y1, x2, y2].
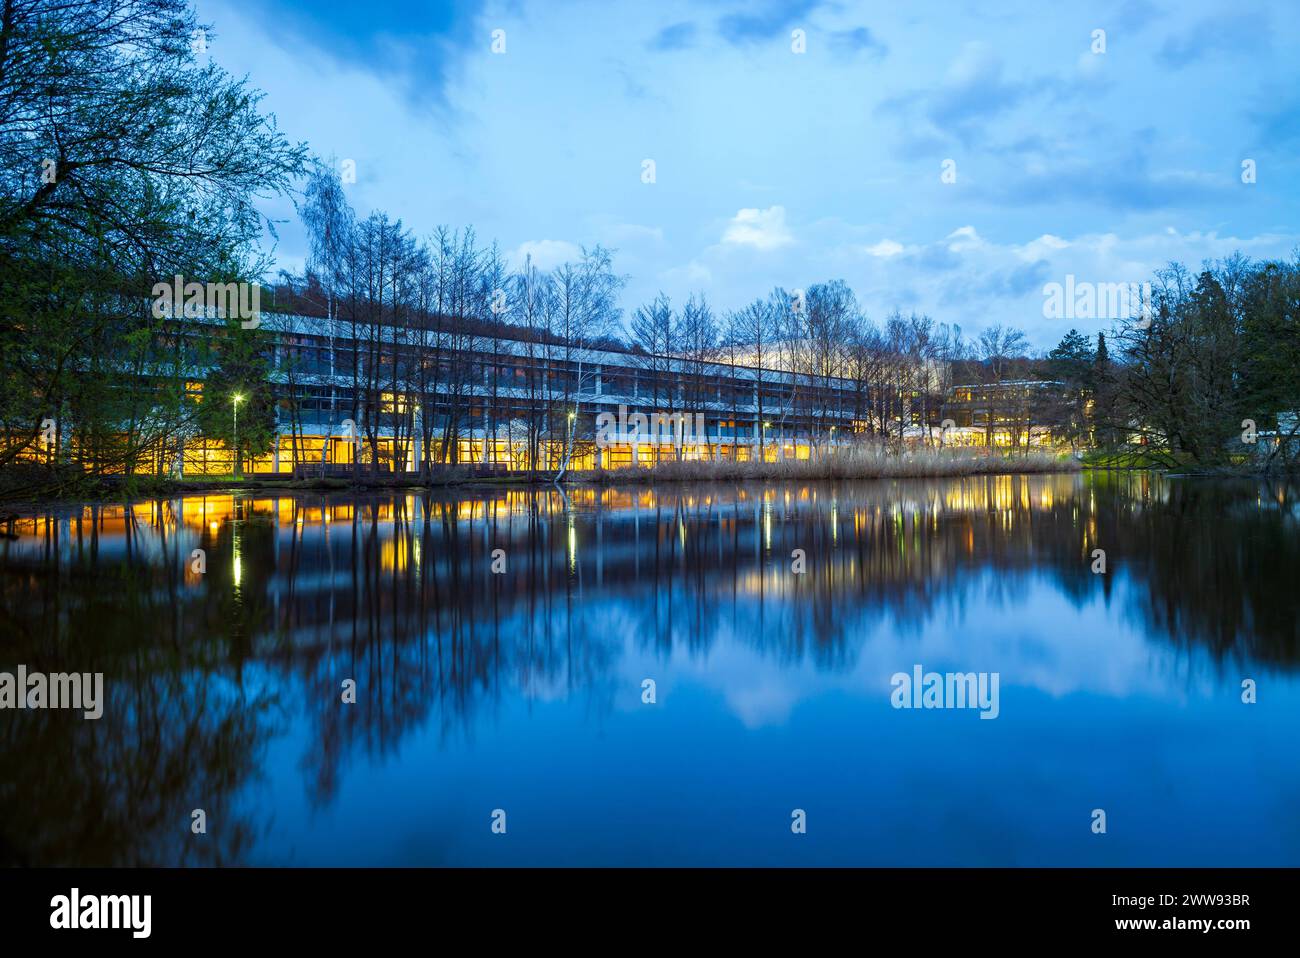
[15, 306, 1075, 478]
[938, 380, 1070, 447]
[178, 310, 875, 476]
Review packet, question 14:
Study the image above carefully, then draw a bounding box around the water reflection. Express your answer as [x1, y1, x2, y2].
[2, 473, 1297, 865]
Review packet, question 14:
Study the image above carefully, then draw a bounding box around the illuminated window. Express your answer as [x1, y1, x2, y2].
[380, 392, 411, 414]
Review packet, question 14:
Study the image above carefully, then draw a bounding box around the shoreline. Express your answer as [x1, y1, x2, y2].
[0, 451, 1074, 520]
[4, 452, 1293, 519]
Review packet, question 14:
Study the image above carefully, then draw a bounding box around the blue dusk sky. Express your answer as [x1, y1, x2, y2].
[196, 0, 1300, 349]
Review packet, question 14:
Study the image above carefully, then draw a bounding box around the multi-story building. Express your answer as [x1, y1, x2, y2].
[179, 310, 872, 476]
[938, 380, 1070, 447]
[12, 303, 1083, 476]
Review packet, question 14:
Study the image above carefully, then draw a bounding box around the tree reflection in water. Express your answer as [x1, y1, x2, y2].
[1, 473, 1295, 864]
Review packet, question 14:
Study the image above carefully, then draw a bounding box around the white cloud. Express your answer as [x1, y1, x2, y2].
[1018, 233, 1070, 260]
[721, 206, 793, 251]
[866, 239, 906, 257]
[509, 239, 581, 271]
[946, 225, 984, 251]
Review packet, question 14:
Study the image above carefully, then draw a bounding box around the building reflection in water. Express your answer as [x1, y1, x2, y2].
[1, 472, 1296, 864]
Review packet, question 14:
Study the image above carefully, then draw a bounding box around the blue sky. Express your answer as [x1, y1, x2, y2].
[197, 0, 1300, 349]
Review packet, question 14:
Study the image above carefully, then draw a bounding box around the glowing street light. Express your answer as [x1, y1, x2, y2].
[232, 392, 245, 477]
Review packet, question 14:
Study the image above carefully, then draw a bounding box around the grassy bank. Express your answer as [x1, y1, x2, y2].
[578, 447, 1079, 485]
[1080, 449, 1297, 476]
[1081, 449, 1176, 470]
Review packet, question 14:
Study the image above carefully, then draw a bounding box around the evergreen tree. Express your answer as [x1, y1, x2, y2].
[1048, 329, 1094, 386]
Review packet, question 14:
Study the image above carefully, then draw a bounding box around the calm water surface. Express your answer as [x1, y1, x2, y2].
[2, 473, 1298, 866]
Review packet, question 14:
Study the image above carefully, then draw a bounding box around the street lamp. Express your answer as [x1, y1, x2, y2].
[232, 392, 245, 477]
[563, 410, 576, 471]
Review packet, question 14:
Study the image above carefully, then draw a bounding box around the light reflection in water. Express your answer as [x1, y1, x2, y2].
[1, 472, 1298, 866]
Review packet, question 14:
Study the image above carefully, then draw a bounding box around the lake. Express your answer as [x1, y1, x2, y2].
[2, 473, 1297, 866]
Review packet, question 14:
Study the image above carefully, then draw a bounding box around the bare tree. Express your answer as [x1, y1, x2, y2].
[299, 160, 355, 470]
[678, 294, 719, 457]
[976, 324, 1028, 448]
[551, 246, 623, 479]
[629, 293, 676, 463]
[804, 281, 858, 455]
[726, 297, 776, 460]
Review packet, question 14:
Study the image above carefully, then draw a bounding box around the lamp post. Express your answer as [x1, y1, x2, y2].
[232, 392, 244, 477]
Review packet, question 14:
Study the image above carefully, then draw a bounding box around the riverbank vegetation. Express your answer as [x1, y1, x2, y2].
[1061, 256, 1300, 473]
[581, 447, 1077, 485]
